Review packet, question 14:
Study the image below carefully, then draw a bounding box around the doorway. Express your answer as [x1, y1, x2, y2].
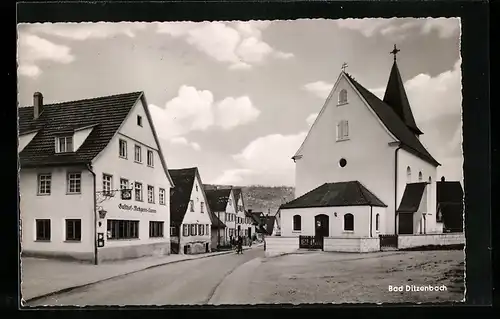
[315, 214, 329, 238]
[398, 213, 414, 234]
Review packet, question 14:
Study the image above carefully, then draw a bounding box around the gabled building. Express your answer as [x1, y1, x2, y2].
[288, 46, 443, 240]
[232, 188, 256, 240]
[18, 91, 174, 263]
[436, 177, 464, 233]
[168, 167, 212, 254]
[204, 187, 236, 246]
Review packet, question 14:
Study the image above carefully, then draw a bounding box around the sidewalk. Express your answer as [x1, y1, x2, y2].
[21, 243, 263, 302]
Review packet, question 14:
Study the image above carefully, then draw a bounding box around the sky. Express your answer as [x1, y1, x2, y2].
[17, 18, 462, 187]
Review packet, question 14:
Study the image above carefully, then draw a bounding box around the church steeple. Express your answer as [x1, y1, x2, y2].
[383, 45, 423, 136]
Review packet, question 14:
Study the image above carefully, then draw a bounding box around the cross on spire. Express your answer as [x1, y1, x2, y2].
[341, 62, 348, 72]
[390, 44, 400, 61]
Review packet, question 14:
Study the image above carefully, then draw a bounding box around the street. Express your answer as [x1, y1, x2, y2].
[28, 248, 265, 306]
[27, 248, 464, 306]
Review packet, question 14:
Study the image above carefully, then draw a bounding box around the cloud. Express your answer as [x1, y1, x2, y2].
[23, 22, 147, 40]
[156, 21, 294, 69]
[17, 33, 75, 78]
[306, 113, 318, 126]
[169, 137, 201, 151]
[336, 18, 460, 40]
[303, 81, 333, 99]
[214, 132, 308, 186]
[149, 85, 260, 139]
[216, 96, 261, 130]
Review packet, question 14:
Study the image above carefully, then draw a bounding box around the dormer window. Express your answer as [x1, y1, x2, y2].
[56, 135, 74, 153]
[338, 89, 348, 105]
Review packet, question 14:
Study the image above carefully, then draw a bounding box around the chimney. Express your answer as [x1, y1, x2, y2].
[33, 92, 43, 119]
[441, 176, 445, 182]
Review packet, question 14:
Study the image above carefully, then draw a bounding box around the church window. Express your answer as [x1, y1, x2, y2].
[418, 171, 423, 181]
[339, 158, 347, 168]
[293, 215, 301, 231]
[344, 213, 354, 231]
[375, 214, 380, 231]
[406, 166, 411, 183]
[338, 89, 348, 105]
[336, 120, 349, 141]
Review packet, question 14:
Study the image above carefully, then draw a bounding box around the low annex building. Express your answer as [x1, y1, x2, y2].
[18, 91, 174, 263]
[168, 167, 212, 255]
[436, 177, 464, 233]
[279, 181, 387, 238]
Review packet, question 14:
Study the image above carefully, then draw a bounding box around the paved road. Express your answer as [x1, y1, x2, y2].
[28, 248, 264, 306]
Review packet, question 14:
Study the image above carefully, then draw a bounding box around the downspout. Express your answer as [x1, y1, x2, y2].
[85, 164, 98, 266]
[394, 144, 403, 235]
[369, 206, 373, 237]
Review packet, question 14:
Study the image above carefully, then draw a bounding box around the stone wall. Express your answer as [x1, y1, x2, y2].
[324, 237, 380, 253]
[264, 236, 299, 257]
[398, 233, 465, 249]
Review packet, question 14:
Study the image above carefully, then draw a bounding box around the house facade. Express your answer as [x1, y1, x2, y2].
[232, 188, 255, 240]
[204, 187, 233, 246]
[289, 48, 442, 239]
[169, 168, 212, 255]
[19, 91, 174, 263]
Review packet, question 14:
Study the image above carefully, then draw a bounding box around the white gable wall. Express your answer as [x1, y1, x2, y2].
[92, 98, 172, 259]
[182, 175, 212, 225]
[19, 132, 38, 153]
[294, 74, 397, 233]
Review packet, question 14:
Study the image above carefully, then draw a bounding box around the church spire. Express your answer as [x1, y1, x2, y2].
[383, 45, 423, 136]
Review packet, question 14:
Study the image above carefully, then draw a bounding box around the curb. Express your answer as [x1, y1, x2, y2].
[24, 244, 263, 305]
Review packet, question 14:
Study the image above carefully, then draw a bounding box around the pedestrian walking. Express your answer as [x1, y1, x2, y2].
[236, 235, 243, 254]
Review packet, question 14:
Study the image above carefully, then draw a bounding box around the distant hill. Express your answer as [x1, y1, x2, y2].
[241, 186, 295, 215]
[203, 184, 295, 216]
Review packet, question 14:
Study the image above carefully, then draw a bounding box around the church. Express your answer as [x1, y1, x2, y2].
[279, 45, 446, 243]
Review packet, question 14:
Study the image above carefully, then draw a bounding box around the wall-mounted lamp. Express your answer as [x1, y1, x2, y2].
[98, 209, 108, 219]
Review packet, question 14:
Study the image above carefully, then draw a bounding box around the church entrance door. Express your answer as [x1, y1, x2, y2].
[398, 213, 414, 234]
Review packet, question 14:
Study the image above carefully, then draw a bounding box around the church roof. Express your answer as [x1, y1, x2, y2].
[344, 73, 440, 167]
[397, 182, 428, 213]
[279, 181, 387, 210]
[383, 61, 423, 135]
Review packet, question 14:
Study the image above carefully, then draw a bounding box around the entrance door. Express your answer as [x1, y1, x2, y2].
[248, 227, 252, 239]
[398, 213, 414, 234]
[237, 225, 241, 236]
[315, 214, 329, 238]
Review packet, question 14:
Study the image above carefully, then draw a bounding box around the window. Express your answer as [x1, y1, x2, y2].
[119, 139, 127, 158]
[120, 178, 129, 190]
[66, 219, 81, 241]
[339, 158, 347, 168]
[183, 224, 189, 237]
[196, 185, 198, 192]
[338, 89, 348, 105]
[206, 224, 210, 236]
[228, 199, 232, 206]
[201, 202, 205, 213]
[36, 219, 51, 241]
[147, 185, 155, 203]
[344, 213, 354, 231]
[198, 224, 204, 236]
[147, 150, 154, 167]
[37, 173, 52, 195]
[149, 221, 164, 238]
[137, 115, 143, 127]
[170, 226, 178, 237]
[406, 166, 412, 183]
[418, 171, 423, 181]
[134, 145, 142, 163]
[375, 214, 380, 231]
[190, 200, 194, 212]
[135, 182, 143, 201]
[336, 120, 349, 141]
[55, 135, 74, 153]
[159, 188, 166, 205]
[107, 220, 139, 240]
[436, 209, 443, 223]
[103, 174, 113, 195]
[293, 215, 301, 231]
[428, 176, 432, 185]
[67, 172, 81, 194]
[191, 224, 197, 236]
